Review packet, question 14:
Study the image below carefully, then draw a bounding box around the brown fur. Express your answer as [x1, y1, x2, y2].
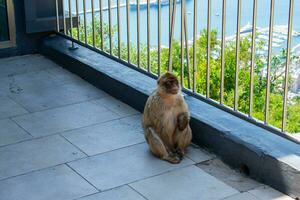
[142, 72, 192, 164]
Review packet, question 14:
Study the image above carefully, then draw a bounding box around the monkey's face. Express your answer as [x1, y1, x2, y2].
[157, 72, 180, 95]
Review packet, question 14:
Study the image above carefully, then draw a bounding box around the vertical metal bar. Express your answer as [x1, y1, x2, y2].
[55, 0, 60, 32]
[206, 0, 211, 98]
[83, 0, 87, 44]
[108, 0, 112, 54]
[68, 0, 73, 38]
[147, 0, 151, 72]
[184, 11, 191, 89]
[168, 0, 176, 72]
[91, 0, 95, 47]
[62, 0, 66, 34]
[234, 0, 241, 110]
[137, 0, 141, 68]
[157, 0, 161, 76]
[169, 0, 173, 46]
[76, 0, 79, 40]
[117, 0, 121, 58]
[220, 0, 226, 104]
[99, 0, 104, 50]
[126, 0, 131, 63]
[192, 0, 197, 92]
[282, 0, 294, 131]
[249, 0, 257, 116]
[265, 0, 275, 123]
[180, 0, 184, 87]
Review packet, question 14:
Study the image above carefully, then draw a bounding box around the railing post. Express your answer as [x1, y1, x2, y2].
[137, 0, 141, 67]
[282, 0, 294, 132]
[206, 0, 211, 98]
[126, 0, 131, 63]
[220, 0, 226, 104]
[249, 0, 257, 116]
[192, 0, 197, 92]
[157, 0, 161, 76]
[69, 0, 78, 50]
[108, 0, 112, 54]
[147, 0, 151, 72]
[55, 0, 60, 32]
[265, 0, 275, 123]
[99, 0, 104, 50]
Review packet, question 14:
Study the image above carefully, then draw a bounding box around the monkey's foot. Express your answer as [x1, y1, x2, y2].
[175, 148, 184, 160]
[163, 155, 181, 164]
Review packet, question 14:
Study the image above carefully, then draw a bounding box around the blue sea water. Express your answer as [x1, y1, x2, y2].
[67, 0, 300, 51]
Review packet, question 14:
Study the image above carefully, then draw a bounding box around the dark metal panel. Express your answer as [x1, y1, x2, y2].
[24, 0, 77, 33]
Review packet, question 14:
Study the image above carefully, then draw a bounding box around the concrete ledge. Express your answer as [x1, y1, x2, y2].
[40, 35, 300, 198]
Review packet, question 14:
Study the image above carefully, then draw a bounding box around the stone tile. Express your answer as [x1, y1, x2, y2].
[118, 114, 143, 133]
[45, 67, 83, 84]
[0, 119, 32, 147]
[248, 186, 294, 200]
[223, 192, 259, 200]
[0, 70, 64, 95]
[9, 81, 107, 112]
[186, 144, 215, 163]
[68, 143, 194, 190]
[91, 96, 139, 117]
[197, 159, 262, 192]
[0, 165, 97, 200]
[0, 135, 85, 179]
[0, 96, 28, 119]
[62, 115, 144, 156]
[78, 186, 145, 200]
[0, 54, 56, 78]
[13, 101, 120, 137]
[130, 165, 239, 200]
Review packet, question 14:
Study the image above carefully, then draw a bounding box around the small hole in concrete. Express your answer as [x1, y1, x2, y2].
[240, 164, 250, 176]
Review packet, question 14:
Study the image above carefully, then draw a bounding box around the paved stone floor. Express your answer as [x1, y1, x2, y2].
[0, 55, 295, 200]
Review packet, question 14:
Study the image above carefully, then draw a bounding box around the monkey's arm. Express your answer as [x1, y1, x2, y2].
[177, 112, 190, 131]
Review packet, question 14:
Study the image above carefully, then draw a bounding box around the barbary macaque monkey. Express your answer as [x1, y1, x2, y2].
[142, 72, 192, 164]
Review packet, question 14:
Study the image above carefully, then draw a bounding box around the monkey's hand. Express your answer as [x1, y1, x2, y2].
[177, 112, 189, 131]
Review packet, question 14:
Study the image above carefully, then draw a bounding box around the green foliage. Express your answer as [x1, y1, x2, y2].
[71, 17, 300, 134]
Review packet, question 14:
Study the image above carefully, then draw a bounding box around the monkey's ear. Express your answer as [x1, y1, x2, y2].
[157, 78, 161, 85]
[157, 74, 163, 85]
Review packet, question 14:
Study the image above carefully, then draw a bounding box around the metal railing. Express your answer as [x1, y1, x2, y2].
[54, 0, 299, 143]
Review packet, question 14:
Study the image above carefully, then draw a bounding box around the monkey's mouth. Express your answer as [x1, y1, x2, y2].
[169, 88, 179, 94]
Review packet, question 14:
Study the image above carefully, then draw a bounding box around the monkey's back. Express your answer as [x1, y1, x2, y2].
[142, 91, 186, 145]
